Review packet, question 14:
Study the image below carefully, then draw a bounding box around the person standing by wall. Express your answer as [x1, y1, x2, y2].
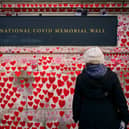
[72, 47, 129, 129]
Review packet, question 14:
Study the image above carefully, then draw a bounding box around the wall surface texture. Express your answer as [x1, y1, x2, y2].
[0, 15, 129, 129]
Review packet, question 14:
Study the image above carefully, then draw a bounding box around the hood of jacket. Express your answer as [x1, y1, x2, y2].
[80, 66, 112, 99]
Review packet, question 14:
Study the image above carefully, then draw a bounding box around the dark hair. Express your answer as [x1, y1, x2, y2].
[76, 8, 82, 13]
[82, 9, 88, 16]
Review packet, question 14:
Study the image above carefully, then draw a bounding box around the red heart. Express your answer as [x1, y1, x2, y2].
[49, 76, 56, 83]
[13, 121, 18, 126]
[123, 3, 127, 7]
[57, 80, 64, 87]
[28, 101, 33, 107]
[58, 4, 62, 7]
[6, 95, 11, 100]
[0, 82, 5, 87]
[47, 122, 53, 128]
[126, 31, 129, 37]
[32, 83, 37, 88]
[106, 4, 110, 7]
[63, 3, 68, 7]
[57, 73, 61, 78]
[39, 94, 44, 100]
[111, 4, 115, 7]
[36, 88, 41, 93]
[33, 91, 38, 96]
[39, 102, 44, 108]
[11, 126, 16, 129]
[28, 96, 33, 100]
[43, 90, 48, 94]
[25, 83, 29, 88]
[27, 122, 33, 128]
[0, 54, 3, 57]
[8, 120, 12, 125]
[20, 101, 26, 106]
[18, 106, 23, 112]
[34, 76, 40, 83]
[6, 67, 10, 70]
[67, 81, 72, 88]
[127, 42, 129, 46]
[14, 111, 19, 117]
[10, 60, 16, 65]
[59, 99, 65, 108]
[27, 115, 33, 121]
[66, 124, 71, 129]
[32, 64, 37, 69]
[35, 122, 40, 127]
[95, 4, 99, 7]
[59, 111, 64, 117]
[1, 72, 5, 76]
[9, 77, 14, 82]
[56, 66, 60, 70]
[1, 119, 6, 124]
[15, 93, 20, 98]
[48, 92, 54, 98]
[33, 105, 38, 110]
[20, 121, 25, 126]
[121, 38, 127, 43]
[4, 114, 9, 120]
[8, 4, 12, 8]
[3, 4, 7, 8]
[32, 127, 36, 129]
[51, 104, 56, 109]
[33, 71, 39, 76]
[45, 97, 50, 103]
[34, 99, 40, 104]
[117, 3, 121, 7]
[38, 83, 43, 88]
[40, 126, 45, 129]
[53, 4, 57, 7]
[15, 71, 21, 77]
[3, 88, 8, 92]
[70, 4, 74, 7]
[56, 88, 62, 96]
[64, 88, 69, 96]
[71, 123, 76, 128]
[40, 71, 45, 76]
[10, 116, 15, 121]
[54, 121, 59, 127]
[70, 88, 75, 95]
[52, 96, 58, 103]
[3, 77, 8, 82]
[1, 103, 6, 108]
[71, 77, 76, 82]
[62, 75, 69, 81]
[90, 4, 93, 7]
[42, 66, 49, 70]
[46, 83, 51, 89]
[52, 84, 57, 90]
[42, 77, 48, 83]
[1, 62, 6, 67]
[12, 97, 17, 103]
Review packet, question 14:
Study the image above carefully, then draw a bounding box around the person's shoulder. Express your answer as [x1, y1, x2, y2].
[106, 67, 118, 78]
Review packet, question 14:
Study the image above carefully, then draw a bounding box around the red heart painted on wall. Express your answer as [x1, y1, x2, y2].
[59, 111, 64, 117]
[59, 99, 65, 108]
[57, 80, 64, 87]
[39, 102, 44, 108]
[52, 96, 59, 103]
[46, 122, 53, 128]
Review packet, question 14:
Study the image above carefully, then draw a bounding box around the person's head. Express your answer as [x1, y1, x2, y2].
[83, 47, 104, 65]
[82, 9, 88, 16]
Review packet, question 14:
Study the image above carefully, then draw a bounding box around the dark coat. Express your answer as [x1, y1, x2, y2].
[72, 68, 129, 129]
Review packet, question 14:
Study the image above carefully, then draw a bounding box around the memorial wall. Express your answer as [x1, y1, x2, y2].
[0, 1, 129, 129]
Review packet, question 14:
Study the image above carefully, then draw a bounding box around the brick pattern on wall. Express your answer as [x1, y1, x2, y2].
[0, 15, 129, 129]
